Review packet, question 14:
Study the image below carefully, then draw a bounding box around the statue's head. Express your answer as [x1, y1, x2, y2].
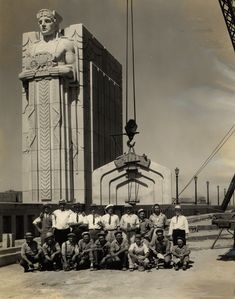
[36, 9, 62, 37]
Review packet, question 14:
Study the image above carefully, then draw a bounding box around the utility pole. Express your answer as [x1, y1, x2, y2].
[217, 185, 220, 206]
[175, 168, 179, 204]
[206, 181, 210, 205]
[194, 176, 198, 205]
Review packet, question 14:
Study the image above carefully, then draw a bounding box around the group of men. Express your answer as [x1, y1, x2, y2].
[20, 200, 191, 272]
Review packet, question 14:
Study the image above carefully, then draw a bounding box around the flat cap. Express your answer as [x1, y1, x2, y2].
[175, 205, 181, 210]
[67, 232, 76, 238]
[155, 228, 164, 234]
[105, 204, 114, 210]
[25, 232, 34, 238]
[81, 231, 90, 237]
[45, 232, 54, 239]
[114, 230, 123, 236]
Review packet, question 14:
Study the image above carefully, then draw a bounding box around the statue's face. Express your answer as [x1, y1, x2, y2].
[38, 16, 57, 36]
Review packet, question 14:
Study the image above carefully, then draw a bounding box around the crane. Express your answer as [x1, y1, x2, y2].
[210, 0, 235, 249]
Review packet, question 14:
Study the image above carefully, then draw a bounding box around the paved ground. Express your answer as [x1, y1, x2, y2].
[0, 242, 234, 299]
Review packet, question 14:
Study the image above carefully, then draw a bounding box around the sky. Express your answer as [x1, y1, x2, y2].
[0, 0, 234, 204]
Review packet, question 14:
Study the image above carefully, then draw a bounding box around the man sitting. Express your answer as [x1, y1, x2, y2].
[107, 230, 129, 270]
[93, 231, 111, 269]
[42, 232, 61, 271]
[61, 232, 79, 271]
[77, 232, 95, 270]
[19, 232, 43, 272]
[172, 236, 191, 271]
[149, 228, 172, 269]
[128, 234, 150, 272]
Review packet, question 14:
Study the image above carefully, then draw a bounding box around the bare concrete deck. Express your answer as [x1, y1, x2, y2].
[0, 243, 234, 299]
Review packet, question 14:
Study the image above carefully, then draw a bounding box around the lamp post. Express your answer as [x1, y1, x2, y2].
[194, 176, 198, 205]
[175, 167, 179, 204]
[217, 185, 220, 206]
[206, 181, 210, 205]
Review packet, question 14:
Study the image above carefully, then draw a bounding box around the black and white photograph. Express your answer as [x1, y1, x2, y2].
[0, 0, 234, 298]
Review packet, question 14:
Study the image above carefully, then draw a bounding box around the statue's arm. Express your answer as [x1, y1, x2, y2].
[64, 40, 76, 65]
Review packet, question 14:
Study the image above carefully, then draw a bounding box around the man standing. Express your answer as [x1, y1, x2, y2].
[137, 208, 153, 243]
[52, 199, 73, 247]
[128, 234, 150, 271]
[108, 230, 129, 270]
[61, 232, 80, 271]
[101, 204, 120, 242]
[68, 203, 88, 241]
[19, 232, 43, 272]
[172, 236, 191, 271]
[149, 204, 167, 231]
[149, 228, 172, 269]
[77, 232, 95, 270]
[41, 232, 61, 271]
[120, 204, 139, 244]
[33, 204, 53, 245]
[168, 205, 189, 245]
[93, 231, 111, 269]
[86, 204, 103, 241]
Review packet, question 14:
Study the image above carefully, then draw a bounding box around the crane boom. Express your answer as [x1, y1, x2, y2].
[221, 173, 235, 210]
[218, 0, 235, 51]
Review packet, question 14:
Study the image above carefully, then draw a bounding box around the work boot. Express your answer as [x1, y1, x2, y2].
[138, 265, 145, 272]
[174, 265, 179, 271]
[182, 264, 187, 271]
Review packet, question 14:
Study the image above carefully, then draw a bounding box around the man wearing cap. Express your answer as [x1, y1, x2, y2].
[172, 236, 191, 271]
[149, 204, 167, 232]
[52, 200, 73, 247]
[86, 204, 103, 242]
[61, 232, 79, 271]
[128, 234, 150, 271]
[93, 231, 111, 269]
[77, 232, 95, 270]
[137, 208, 153, 243]
[68, 203, 88, 241]
[41, 232, 61, 271]
[108, 230, 129, 270]
[19, 232, 43, 272]
[168, 205, 189, 245]
[33, 204, 53, 245]
[149, 228, 172, 269]
[120, 204, 139, 244]
[101, 204, 120, 243]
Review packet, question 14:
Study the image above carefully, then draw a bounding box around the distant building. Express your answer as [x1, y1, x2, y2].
[0, 190, 22, 203]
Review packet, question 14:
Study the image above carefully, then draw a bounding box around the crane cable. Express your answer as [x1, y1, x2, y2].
[125, 0, 137, 123]
[178, 124, 235, 197]
[125, 0, 138, 202]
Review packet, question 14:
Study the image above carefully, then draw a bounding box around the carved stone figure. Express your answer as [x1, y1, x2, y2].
[19, 9, 76, 81]
[19, 9, 80, 202]
[19, 9, 123, 204]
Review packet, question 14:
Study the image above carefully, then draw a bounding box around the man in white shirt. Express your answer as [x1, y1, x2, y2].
[101, 204, 120, 242]
[86, 204, 103, 241]
[52, 199, 73, 247]
[120, 204, 139, 244]
[68, 203, 88, 241]
[168, 205, 189, 245]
